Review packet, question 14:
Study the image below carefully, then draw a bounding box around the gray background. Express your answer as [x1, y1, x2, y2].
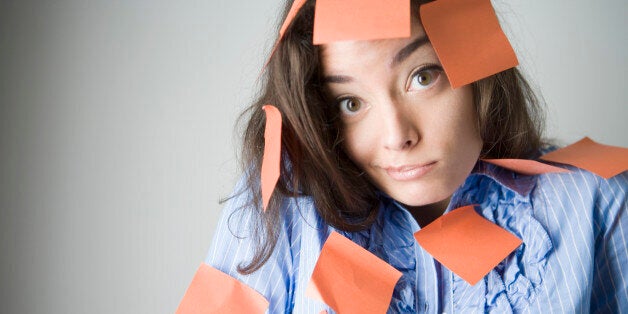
[0, 0, 626, 313]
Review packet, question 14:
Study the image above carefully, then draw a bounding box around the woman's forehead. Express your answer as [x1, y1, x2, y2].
[320, 23, 429, 72]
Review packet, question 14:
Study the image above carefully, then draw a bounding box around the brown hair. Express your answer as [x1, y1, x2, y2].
[230, 0, 544, 274]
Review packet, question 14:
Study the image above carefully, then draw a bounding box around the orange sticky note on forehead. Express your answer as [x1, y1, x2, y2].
[414, 205, 522, 285]
[313, 0, 411, 44]
[306, 232, 402, 313]
[176, 263, 269, 313]
[420, 0, 518, 88]
[540, 137, 628, 179]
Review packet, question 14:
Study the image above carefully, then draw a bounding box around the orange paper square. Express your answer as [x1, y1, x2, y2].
[420, 0, 518, 88]
[279, 0, 307, 38]
[176, 263, 268, 314]
[261, 105, 282, 211]
[414, 205, 522, 285]
[313, 0, 411, 44]
[482, 158, 570, 176]
[306, 231, 402, 313]
[540, 137, 628, 179]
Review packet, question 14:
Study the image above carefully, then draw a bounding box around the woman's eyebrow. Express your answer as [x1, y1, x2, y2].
[322, 75, 352, 84]
[323, 36, 430, 84]
[391, 36, 430, 67]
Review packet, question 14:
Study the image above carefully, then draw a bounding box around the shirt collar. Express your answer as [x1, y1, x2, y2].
[470, 159, 537, 197]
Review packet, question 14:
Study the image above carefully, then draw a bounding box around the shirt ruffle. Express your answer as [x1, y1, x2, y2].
[450, 169, 553, 313]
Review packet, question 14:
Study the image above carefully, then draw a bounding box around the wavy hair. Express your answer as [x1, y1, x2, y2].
[230, 0, 544, 274]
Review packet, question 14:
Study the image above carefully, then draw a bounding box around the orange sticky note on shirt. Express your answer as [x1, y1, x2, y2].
[420, 0, 518, 88]
[540, 137, 628, 179]
[414, 205, 522, 285]
[481, 158, 570, 176]
[261, 105, 282, 211]
[313, 0, 411, 44]
[176, 263, 269, 314]
[306, 231, 402, 314]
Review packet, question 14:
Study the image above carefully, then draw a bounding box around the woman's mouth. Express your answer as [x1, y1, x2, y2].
[384, 162, 437, 181]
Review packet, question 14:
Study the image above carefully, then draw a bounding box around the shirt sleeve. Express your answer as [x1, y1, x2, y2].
[590, 171, 628, 313]
[205, 178, 297, 313]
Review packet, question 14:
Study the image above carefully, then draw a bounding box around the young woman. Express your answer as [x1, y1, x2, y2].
[204, 0, 627, 312]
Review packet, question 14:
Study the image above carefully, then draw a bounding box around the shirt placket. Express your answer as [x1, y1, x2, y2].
[415, 240, 440, 313]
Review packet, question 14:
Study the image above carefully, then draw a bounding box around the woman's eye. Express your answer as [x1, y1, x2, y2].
[338, 97, 362, 115]
[408, 68, 441, 91]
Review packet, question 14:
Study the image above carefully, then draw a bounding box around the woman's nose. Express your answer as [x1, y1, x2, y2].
[379, 98, 419, 151]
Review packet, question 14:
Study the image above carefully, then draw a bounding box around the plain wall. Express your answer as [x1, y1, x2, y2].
[0, 1, 625, 313]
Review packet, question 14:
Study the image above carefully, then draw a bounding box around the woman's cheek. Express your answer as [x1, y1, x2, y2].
[343, 125, 371, 166]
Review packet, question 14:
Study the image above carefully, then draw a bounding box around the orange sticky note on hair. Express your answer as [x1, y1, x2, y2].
[414, 205, 522, 285]
[306, 231, 402, 313]
[279, 0, 307, 38]
[420, 0, 518, 88]
[261, 105, 282, 211]
[540, 137, 628, 179]
[313, 0, 411, 44]
[176, 263, 269, 314]
[482, 158, 570, 176]
[263, 0, 308, 76]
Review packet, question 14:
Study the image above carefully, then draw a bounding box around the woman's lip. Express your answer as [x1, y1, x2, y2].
[384, 162, 437, 181]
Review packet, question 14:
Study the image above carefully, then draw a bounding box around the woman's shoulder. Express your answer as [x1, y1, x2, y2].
[531, 143, 627, 215]
[477, 144, 628, 209]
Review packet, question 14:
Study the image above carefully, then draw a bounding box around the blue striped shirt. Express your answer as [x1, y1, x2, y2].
[205, 161, 628, 313]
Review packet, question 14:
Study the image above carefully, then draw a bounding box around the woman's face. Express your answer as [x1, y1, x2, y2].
[321, 22, 483, 208]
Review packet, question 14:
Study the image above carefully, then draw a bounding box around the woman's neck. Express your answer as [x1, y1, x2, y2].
[406, 197, 450, 228]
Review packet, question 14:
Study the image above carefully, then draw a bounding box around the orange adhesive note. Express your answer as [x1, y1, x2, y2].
[263, 0, 308, 77]
[540, 137, 628, 179]
[313, 0, 411, 44]
[414, 205, 522, 285]
[176, 263, 269, 314]
[481, 158, 570, 176]
[306, 232, 402, 314]
[262, 0, 308, 75]
[261, 105, 282, 211]
[420, 0, 518, 88]
[280, 0, 307, 38]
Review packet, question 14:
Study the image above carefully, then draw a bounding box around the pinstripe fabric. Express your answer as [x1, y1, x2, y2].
[205, 160, 627, 313]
